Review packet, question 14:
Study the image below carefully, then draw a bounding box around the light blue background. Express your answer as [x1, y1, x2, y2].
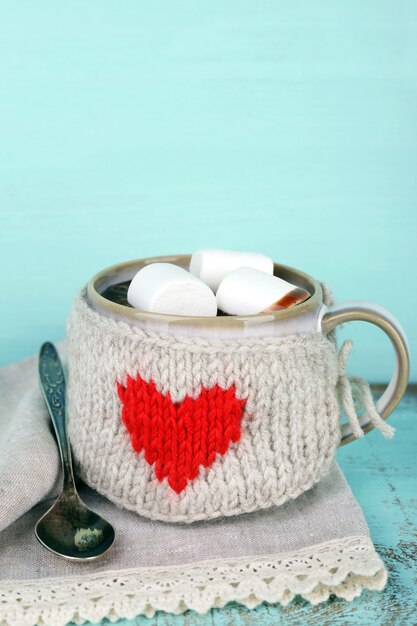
[1, 1, 416, 381]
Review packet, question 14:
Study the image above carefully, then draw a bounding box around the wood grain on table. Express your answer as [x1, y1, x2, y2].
[73, 388, 416, 626]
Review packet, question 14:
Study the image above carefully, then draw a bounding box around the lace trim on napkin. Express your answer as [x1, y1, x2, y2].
[0, 535, 386, 626]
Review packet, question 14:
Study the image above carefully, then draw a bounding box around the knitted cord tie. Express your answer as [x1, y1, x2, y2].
[337, 340, 395, 439]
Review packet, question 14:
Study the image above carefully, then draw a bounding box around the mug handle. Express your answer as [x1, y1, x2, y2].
[320, 301, 410, 445]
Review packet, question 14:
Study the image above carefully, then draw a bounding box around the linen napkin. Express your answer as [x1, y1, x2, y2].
[0, 346, 387, 626]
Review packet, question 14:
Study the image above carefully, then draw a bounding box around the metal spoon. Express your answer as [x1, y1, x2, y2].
[35, 341, 115, 561]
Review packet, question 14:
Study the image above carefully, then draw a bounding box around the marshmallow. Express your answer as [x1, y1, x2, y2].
[127, 263, 218, 316]
[216, 266, 310, 315]
[190, 248, 273, 292]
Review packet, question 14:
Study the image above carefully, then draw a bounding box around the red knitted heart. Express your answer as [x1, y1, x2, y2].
[117, 374, 247, 494]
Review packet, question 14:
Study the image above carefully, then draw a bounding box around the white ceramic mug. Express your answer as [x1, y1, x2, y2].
[64, 254, 410, 523]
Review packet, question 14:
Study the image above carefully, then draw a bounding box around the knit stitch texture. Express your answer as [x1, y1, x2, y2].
[66, 287, 341, 523]
[117, 375, 247, 494]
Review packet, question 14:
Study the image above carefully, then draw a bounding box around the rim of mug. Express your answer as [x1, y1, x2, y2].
[87, 254, 323, 326]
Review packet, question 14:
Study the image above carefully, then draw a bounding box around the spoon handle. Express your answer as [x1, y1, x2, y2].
[39, 342, 76, 491]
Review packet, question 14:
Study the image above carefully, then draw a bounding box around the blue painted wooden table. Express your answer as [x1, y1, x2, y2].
[70, 388, 416, 626]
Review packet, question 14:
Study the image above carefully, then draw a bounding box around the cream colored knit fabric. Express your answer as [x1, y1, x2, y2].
[66, 288, 341, 523]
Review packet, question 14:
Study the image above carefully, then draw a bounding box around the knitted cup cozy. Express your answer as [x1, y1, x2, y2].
[66, 287, 341, 523]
